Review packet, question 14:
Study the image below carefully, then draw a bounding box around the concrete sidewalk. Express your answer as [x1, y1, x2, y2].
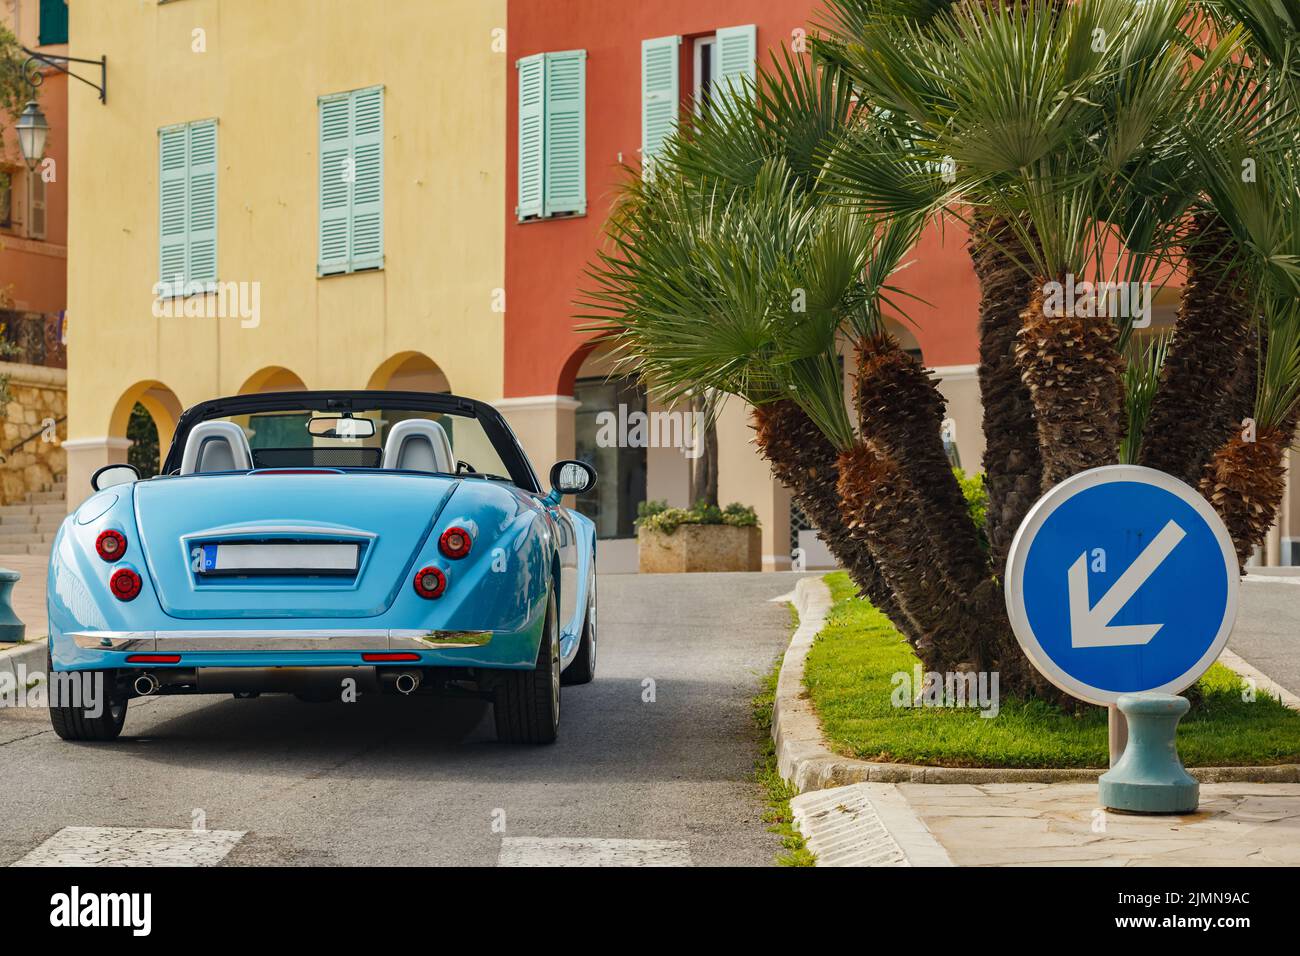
[793, 780, 1300, 866]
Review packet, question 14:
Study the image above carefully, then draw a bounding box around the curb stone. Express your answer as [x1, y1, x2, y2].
[772, 577, 1300, 792]
[1219, 648, 1300, 711]
[0, 639, 47, 690]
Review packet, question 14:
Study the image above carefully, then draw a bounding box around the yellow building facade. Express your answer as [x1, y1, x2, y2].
[64, 0, 506, 500]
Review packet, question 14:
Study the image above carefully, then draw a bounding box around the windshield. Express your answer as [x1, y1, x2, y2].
[203, 406, 514, 480]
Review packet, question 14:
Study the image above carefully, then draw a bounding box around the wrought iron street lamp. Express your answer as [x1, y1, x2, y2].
[15, 45, 107, 168]
[15, 99, 50, 171]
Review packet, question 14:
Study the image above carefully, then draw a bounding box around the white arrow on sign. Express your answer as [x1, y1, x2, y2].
[1068, 519, 1186, 648]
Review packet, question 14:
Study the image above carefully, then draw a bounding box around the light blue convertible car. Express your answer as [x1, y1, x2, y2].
[47, 390, 598, 744]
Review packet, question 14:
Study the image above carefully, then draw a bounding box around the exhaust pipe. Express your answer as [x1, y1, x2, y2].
[134, 673, 160, 697]
[394, 671, 421, 696]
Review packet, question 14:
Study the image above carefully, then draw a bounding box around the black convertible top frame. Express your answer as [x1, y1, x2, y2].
[161, 390, 542, 493]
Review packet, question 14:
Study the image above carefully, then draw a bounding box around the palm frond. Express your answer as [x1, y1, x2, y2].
[578, 162, 879, 449]
[1257, 292, 1300, 433]
[1121, 333, 1171, 463]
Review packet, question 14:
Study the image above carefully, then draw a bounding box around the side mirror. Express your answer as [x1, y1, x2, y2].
[91, 463, 140, 492]
[547, 460, 597, 501]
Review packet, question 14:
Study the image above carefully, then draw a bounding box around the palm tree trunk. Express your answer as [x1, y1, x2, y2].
[1228, 323, 1261, 446]
[1200, 416, 1298, 568]
[1140, 214, 1251, 486]
[849, 333, 1071, 698]
[1017, 275, 1127, 487]
[854, 334, 992, 593]
[836, 442, 986, 671]
[750, 401, 918, 642]
[968, 213, 1044, 575]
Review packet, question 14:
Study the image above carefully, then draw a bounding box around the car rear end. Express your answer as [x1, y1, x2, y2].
[48, 471, 554, 703]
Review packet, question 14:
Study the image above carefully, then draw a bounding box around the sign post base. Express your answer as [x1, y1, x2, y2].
[1107, 704, 1127, 767]
[1099, 693, 1198, 814]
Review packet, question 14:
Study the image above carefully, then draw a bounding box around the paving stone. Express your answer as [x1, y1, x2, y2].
[900, 782, 1300, 867]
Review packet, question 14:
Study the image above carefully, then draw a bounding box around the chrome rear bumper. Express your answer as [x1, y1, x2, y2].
[70, 629, 492, 653]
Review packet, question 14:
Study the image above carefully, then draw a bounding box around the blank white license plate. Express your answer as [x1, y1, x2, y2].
[199, 543, 359, 574]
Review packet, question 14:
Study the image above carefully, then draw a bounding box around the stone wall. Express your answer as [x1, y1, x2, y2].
[1, 363, 67, 506]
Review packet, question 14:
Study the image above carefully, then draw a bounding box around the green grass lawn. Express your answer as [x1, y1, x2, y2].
[804, 572, 1300, 769]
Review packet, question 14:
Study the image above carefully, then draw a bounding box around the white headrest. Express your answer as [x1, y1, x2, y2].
[180, 421, 254, 475]
[382, 419, 455, 474]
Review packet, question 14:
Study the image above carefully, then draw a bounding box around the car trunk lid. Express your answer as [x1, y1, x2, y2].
[134, 471, 456, 619]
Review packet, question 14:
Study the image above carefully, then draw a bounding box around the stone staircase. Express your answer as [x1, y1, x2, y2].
[0, 478, 66, 557]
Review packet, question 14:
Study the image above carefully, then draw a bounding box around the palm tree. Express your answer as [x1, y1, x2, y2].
[1187, 97, 1300, 563]
[582, 54, 1027, 680]
[826, 0, 1242, 478]
[582, 0, 1300, 700]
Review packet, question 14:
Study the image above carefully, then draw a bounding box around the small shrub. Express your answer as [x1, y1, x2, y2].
[636, 498, 760, 535]
[955, 468, 989, 555]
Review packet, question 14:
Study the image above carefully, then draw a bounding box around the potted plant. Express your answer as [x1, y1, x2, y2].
[636, 500, 761, 573]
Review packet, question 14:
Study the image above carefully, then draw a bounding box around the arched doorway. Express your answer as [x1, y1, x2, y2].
[108, 382, 183, 477]
[239, 366, 308, 394]
[367, 352, 451, 393]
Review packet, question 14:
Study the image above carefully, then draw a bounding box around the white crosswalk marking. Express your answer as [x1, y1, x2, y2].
[11, 826, 245, 867]
[498, 837, 692, 867]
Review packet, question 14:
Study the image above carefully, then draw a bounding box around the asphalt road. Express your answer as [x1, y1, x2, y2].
[1231, 577, 1300, 697]
[0, 572, 804, 867]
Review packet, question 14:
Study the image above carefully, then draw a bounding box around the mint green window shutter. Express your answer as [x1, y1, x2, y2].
[543, 50, 586, 216]
[641, 35, 680, 177]
[186, 120, 218, 287]
[715, 25, 757, 99]
[349, 85, 384, 270]
[517, 53, 546, 220]
[318, 93, 351, 275]
[159, 125, 188, 296]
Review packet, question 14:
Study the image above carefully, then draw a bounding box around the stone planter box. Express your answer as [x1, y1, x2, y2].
[638, 524, 761, 573]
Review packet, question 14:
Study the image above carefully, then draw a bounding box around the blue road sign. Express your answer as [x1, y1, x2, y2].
[1004, 465, 1239, 705]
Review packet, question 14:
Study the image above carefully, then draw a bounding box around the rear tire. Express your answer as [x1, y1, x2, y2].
[561, 575, 596, 686]
[48, 655, 128, 742]
[493, 589, 560, 744]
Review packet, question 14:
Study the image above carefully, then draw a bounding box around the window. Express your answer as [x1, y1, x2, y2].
[39, 0, 69, 46]
[0, 174, 12, 230]
[516, 50, 586, 221]
[158, 119, 218, 296]
[693, 37, 716, 118]
[644, 26, 756, 175]
[318, 85, 384, 275]
[28, 172, 47, 240]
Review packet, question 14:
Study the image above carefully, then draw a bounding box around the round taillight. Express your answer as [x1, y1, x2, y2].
[439, 526, 472, 560]
[96, 529, 127, 562]
[413, 565, 446, 600]
[110, 567, 142, 602]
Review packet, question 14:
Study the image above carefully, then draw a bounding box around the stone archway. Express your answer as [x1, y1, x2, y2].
[366, 351, 451, 393]
[239, 366, 309, 394]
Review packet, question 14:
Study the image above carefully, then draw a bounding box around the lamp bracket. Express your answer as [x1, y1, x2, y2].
[20, 47, 106, 104]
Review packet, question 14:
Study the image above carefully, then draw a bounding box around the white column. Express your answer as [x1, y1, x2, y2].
[495, 395, 580, 480]
[716, 399, 791, 571]
[62, 437, 132, 512]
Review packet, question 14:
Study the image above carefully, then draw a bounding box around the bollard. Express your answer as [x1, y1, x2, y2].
[1099, 692, 1198, 814]
[0, 568, 24, 643]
